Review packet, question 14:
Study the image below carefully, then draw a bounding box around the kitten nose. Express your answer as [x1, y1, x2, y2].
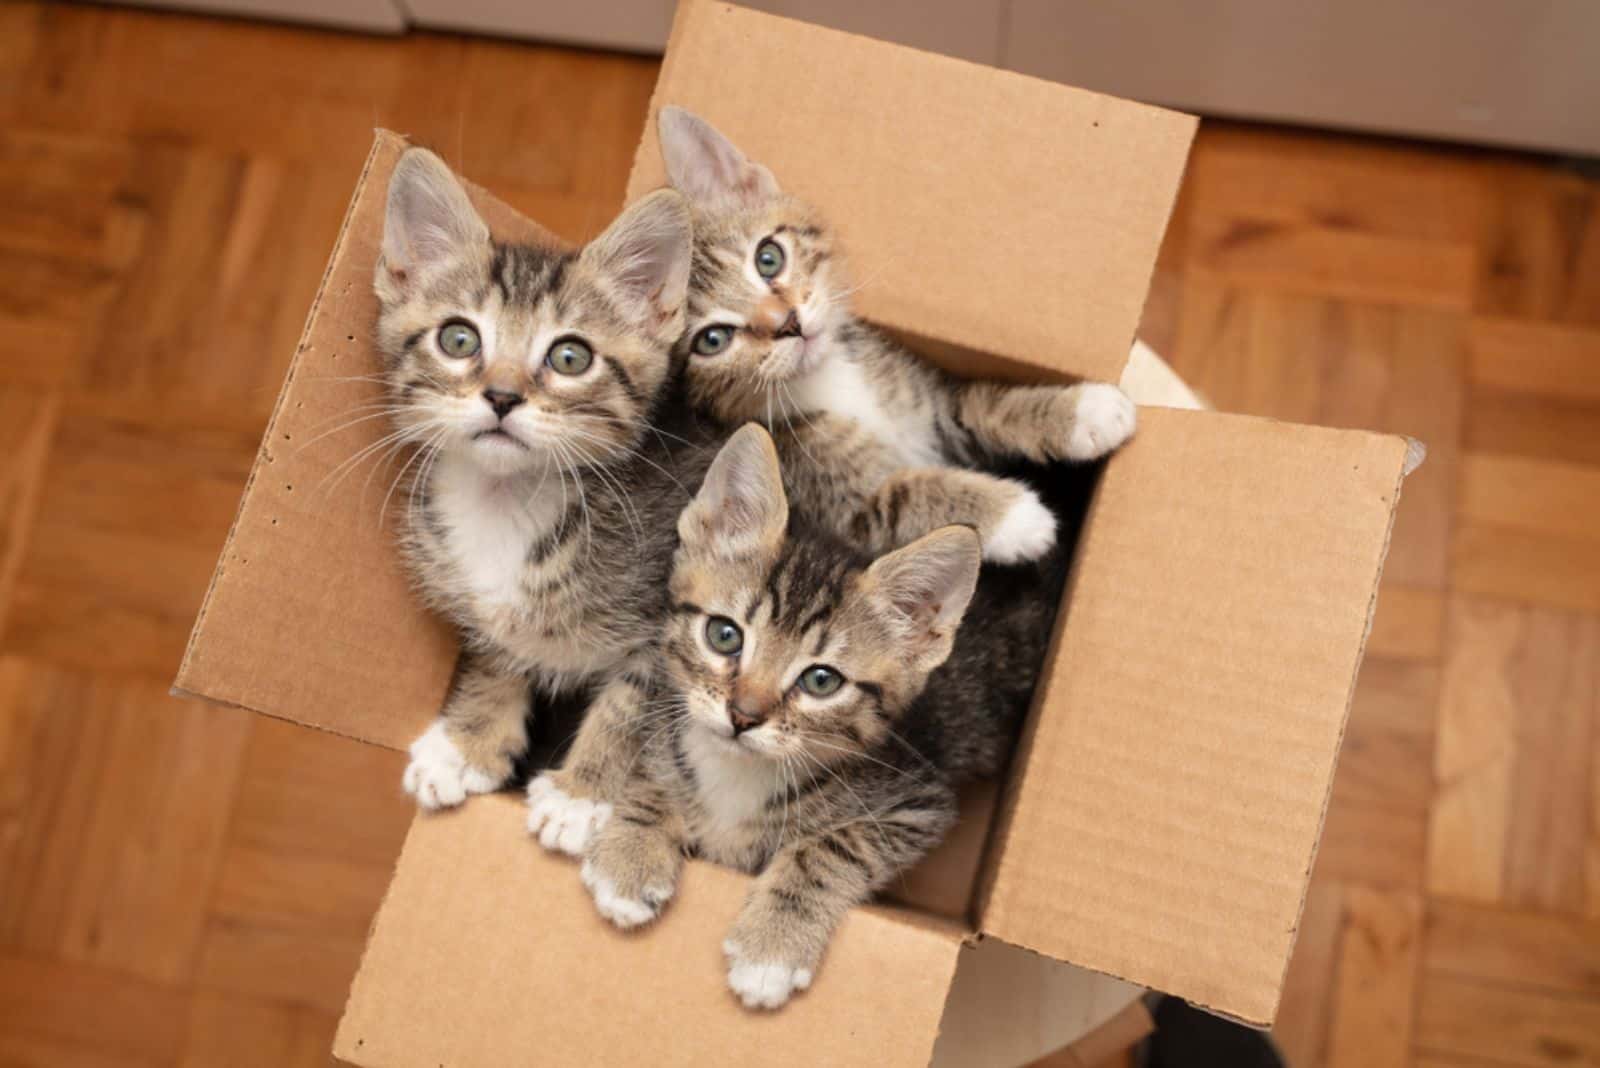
[728, 702, 767, 735]
[774, 310, 802, 339]
[482, 389, 524, 419]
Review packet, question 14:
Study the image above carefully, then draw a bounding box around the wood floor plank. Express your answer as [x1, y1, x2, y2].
[193, 916, 368, 1016]
[1367, 585, 1446, 662]
[229, 716, 411, 869]
[1451, 523, 1600, 615]
[1331, 658, 1439, 818]
[179, 989, 338, 1068]
[1316, 794, 1428, 891]
[1184, 126, 1483, 309]
[0, 952, 189, 1066]
[210, 844, 395, 937]
[0, 389, 58, 642]
[3, 399, 257, 678]
[1452, 452, 1600, 611]
[0, 656, 252, 984]
[1460, 454, 1600, 544]
[1429, 598, 1598, 909]
[1465, 385, 1600, 469]
[1324, 886, 1424, 1068]
[1474, 159, 1600, 326]
[1468, 318, 1600, 403]
[1415, 974, 1600, 1067]
[1425, 900, 1600, 998]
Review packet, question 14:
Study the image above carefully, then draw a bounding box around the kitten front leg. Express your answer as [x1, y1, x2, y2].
[956, 381, 1136, 463]
[851, 467, 1056, 564]
[526, 656, 652, 855]
[580, 780, 686, 930]
[723, 797, 953, 1010]
[402, 650, 530, 810]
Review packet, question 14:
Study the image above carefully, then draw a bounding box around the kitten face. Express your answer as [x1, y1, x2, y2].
[373, 149, 691, 477]
[666, 425, 980, 768]
[657, 108, 853, 424]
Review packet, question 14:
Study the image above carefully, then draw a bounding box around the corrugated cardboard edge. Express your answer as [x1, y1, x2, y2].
[972, 413, 1418, 1028]
[170, 130, 390, 715]
[1256, 438, 1416, 1028]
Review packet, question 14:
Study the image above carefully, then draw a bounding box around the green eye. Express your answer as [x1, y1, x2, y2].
[692, 325, 734, 357]
[754, 238, 785, 280]
[546, 337, 594, 376]
[798, 665, 843, 697]
[438, 321, 480, 358]
[705, 616, 744, 655]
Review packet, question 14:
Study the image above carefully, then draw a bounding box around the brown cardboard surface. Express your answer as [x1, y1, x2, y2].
[626, 0, 1196, 385]
[979, 407, 1411, 1026]
[173, 132, 551, 751]
[334, 794, 967, 1068]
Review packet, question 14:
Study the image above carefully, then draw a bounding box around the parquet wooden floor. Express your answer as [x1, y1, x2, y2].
[1, 3, 1595, 1065]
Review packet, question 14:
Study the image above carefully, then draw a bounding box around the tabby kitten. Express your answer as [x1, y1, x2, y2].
[658, 107, 1137, 564]
[579, 424, 1059, 1009]
[374, 147, 712, 841]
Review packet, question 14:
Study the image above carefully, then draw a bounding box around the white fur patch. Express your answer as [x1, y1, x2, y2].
[983, 487, 1057, 564]
[431, 453, 567, 611]
[402, 722, 500, 810]
[1063, 383, 1137, 461]
[580, 860, 673, 929]
[526, 774, 613, 856]
[723, 939, 813, 1010]
[788, 357, 944, 469]
[682, 726, 784, 838]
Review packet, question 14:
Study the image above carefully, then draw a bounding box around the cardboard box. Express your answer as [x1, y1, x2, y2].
[175, 2, 1417, 1064]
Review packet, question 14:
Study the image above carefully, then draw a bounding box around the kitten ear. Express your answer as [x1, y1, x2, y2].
[580, 188, 692, 335]
[378, 148, 491, 300]
[657, 106, 780, 208]
[680, 423, 789, 559]
[862, 526, 982, 670]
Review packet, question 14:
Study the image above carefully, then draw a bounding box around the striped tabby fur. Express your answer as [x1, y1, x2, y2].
[657, 107, 1138, 564]
[579, 426, 1063, 1009]
[373, 147, 720, 828]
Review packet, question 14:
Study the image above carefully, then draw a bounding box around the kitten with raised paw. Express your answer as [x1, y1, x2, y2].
[372, 147, 717, 835]
[658, 106, 1137, 563]
[580, 424, 1062, 1010]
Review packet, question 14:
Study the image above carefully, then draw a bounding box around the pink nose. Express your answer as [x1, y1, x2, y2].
[729, 702, 766, 734]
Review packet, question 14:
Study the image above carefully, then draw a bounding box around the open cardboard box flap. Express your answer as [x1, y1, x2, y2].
[173, 132, 518, 750]
[174, 1, 1418, 1059]
[977, 408, 1409, 1024]
[333, 795, 968, 1068]
[626, 0, 1196, 386]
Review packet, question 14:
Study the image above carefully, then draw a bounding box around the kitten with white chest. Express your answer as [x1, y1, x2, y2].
[578, 425, 1063, 1009]
[373, 148, 718, 839]
[658, 107, 1137, 564]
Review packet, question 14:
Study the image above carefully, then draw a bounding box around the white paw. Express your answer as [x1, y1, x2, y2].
[401, 722, 501, 810]
[580, 860, 673, 929]
[723, 942, 813, 1010]
[1064, 383, 1137, 461]
[526, 775, 612, 856]
[984, 488, 1057, 564]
